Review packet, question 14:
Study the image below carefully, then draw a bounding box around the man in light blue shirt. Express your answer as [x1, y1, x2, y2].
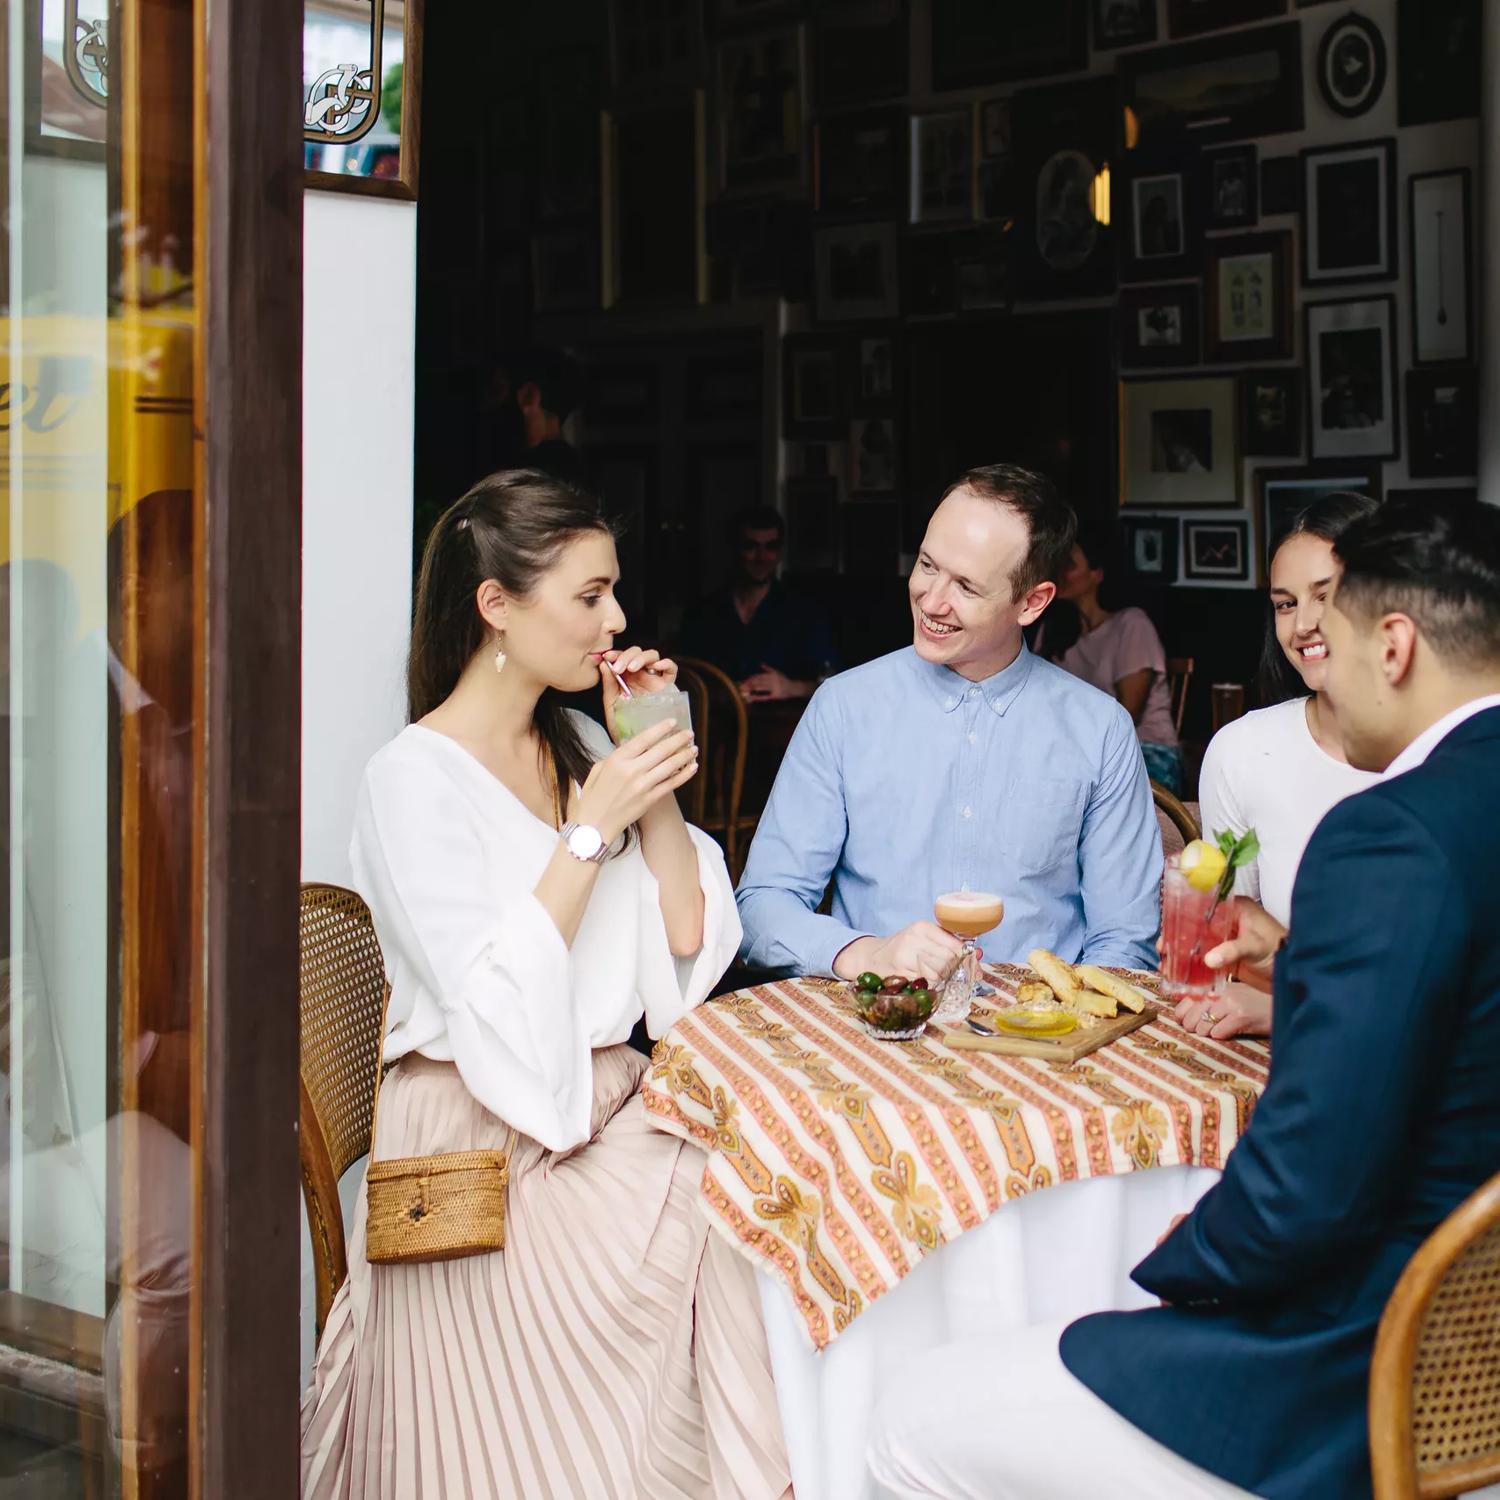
[736, 464, 1161, 982]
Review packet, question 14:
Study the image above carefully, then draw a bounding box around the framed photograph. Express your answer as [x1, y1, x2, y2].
[786, 476, 839, 571]
[304, 0, 423, 198]
[1409, 170, 1473, 366]
[1167, 0, 1286, 39]
[1120, 284, 1201, 369]
[1406, 367, 1478, 479]
[977, 98, 1016, 219]
[1205, 231, 1293, 363]
[813, 0, 908, 109]
[1240, 369, 1303, 457]
[956, 243, 1012, 313]
[1260, 155, 1298, 216]
[1257, 464, 1381, 575]
[930, 0, 1087, 91]
[910, 109, 975, 225]
[1301, 138, 1396, 286]
[585, 362, 661, 427]
[1120, 159, 1200, 283]
[1315, 12, 1386, 118]
[816, 108, 904, 217]
[782, 335, 844, 439]
[717, 28, 804, 195]
[1012, 77, 1118, 300]
[1092, 0, 1158, 49]
[1119, 22, 1304, 147]
[1397, 0, 1480, 126]
[1120, 515, 1180, 581]
[1121, 376, 1240, 509]
[1183, 518, 1252, 584]
[853, 333, 899, 413]
[850, 418, 898, 494]
[611, 0, 701, 94]
[1305, 294, 1398, 460]
[814, 222, 899, 321]
[1202, 145, 1258, 230]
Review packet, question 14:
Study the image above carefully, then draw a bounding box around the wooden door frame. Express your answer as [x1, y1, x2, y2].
[196, 0, 304, 1490]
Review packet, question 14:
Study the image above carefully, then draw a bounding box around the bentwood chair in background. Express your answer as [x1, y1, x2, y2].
[1166, 656, 1195, 738]
[673, 662, 711, 827]
[1151, 780, 1201, 862]
[674, 655, 754, 879]
[1369, 1169, 1500, 1500]
[299, 883, 388, 1341]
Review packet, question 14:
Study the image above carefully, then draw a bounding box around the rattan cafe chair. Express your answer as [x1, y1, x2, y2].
[300, 882, 389, 1341]
[1369, 1168, 1500, 1499]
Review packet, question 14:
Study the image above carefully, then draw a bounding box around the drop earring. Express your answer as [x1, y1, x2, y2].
[493, 632, 507, 675]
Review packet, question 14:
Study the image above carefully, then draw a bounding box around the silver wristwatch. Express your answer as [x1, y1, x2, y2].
[560, 821, 609, 865]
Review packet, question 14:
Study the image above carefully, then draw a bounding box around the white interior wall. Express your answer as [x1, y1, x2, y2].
[299, 188, 415, 1380]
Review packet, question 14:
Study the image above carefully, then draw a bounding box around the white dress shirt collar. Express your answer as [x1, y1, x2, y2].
[1382, 694, 1500, 780]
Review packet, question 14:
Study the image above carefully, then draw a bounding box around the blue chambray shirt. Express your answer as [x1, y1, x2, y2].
[736, 644, 1162, 976]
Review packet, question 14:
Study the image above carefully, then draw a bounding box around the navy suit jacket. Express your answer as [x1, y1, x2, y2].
[1062, 707, 1500, 1500]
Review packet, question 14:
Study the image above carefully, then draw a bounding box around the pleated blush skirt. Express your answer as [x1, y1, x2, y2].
[300, 1046, 791, 1500]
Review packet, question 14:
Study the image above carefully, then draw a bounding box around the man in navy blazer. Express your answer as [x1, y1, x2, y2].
[868, 495, 1500, 1499]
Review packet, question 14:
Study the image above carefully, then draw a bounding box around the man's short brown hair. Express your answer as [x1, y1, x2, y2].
[939, 463, 1079, 600]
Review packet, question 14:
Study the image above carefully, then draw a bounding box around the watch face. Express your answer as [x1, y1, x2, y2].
[568, 824, 605, 861]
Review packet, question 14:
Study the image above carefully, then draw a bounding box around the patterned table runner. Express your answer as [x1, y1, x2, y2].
[642, 968, 1269, 1350]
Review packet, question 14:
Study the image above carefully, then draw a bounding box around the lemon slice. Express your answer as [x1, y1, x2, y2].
[1180, 839, 1228, 893]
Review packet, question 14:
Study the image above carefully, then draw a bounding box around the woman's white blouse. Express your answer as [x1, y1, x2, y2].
[349, 713, 741, 1152]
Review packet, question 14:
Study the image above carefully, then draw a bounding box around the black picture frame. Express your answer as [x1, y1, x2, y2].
[812, 0, 908, 109]
[1119, 155, 1201, 284]
[1167, 0, 1287, 40]
[1300, 137, 1396, 287]
[909, 108, 976, 226]
[782, 334, 845, 438]
[977, 98, 1016, 220]
[930, 0, 1087, 91]
[956, 239, 1012, 314]
[1182, 518, 1252, 584]
[1396, 0, 1480, 127]
[1204, 230, 1293, 363]
[1304, 293, 1399, 462]
[1012, 76, 1118, 301]
[1202, 145, 1259, 231]
[1256, 462, 1382, 577]
[815, 108, 904, 218]
[1120, 284, 1202, 369]
[1409, 169, 1473, 366]
[1119, 515, 1181, 583]
[716, 28, 805, 196]
[851, 331, 900, 414]
[1119, 21, 1304, 148]
[1092, 0, 1157, 49]
[1405, 366, 1478, 479]
[814, 222, 900, 322]
[1315, 11, 1386, 118]
[1240, 369, 1303, 457]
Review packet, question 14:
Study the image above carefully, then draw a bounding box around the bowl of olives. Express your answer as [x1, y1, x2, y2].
[851, 972, 936, 1040]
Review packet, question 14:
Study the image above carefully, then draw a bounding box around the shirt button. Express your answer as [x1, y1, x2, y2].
[967, 686, 979, 697]
[963, 806, 973, 819]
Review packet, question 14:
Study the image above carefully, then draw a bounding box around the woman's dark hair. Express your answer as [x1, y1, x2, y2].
[409, 468, 619, 823]
[1037, 521, 1127, 662]
[1257, 490, 1380, 705]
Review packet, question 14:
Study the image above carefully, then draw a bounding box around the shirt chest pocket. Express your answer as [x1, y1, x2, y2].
[996, 776, 1088, 875]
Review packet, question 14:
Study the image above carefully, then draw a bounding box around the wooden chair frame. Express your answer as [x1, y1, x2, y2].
[1151, 780, 1201, 846]
[675, 655, 753, 876]
[1370, 1170, 1500, 1499]
[1166, 655, 1194, 738]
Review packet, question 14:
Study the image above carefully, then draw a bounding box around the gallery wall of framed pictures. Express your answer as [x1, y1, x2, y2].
[512, 0, 1482, 593]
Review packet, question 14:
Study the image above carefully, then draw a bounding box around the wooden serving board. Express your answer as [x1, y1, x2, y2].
[938, 1003, 1160, 1062]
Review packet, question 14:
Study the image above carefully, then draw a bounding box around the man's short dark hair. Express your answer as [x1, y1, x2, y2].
[729, 504, 784, 544]
[508, 345, 582, 422]
[1334, 494, 1500, 668]
[939, 463, 1078, 599]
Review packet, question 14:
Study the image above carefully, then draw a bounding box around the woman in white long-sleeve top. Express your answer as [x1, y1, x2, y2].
[301, 469, 791, 1500]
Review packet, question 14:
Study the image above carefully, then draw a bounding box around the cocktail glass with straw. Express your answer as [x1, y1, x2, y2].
[932, 891, 1005, 1024]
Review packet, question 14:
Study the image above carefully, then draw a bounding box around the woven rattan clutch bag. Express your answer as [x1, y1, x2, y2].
[363, 985, 510, 1265]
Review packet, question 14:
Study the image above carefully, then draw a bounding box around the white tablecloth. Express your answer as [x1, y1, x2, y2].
[759, 1165, 1221, 1500]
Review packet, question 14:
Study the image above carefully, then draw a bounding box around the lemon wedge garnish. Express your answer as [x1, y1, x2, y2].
[1180, 839, 1228, 893]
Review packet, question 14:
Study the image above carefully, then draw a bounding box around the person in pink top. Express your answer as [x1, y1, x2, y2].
[1043, 528, 1182, 791]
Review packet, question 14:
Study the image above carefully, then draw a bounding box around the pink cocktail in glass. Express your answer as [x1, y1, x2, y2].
[1158, 857, 1238, 1001]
